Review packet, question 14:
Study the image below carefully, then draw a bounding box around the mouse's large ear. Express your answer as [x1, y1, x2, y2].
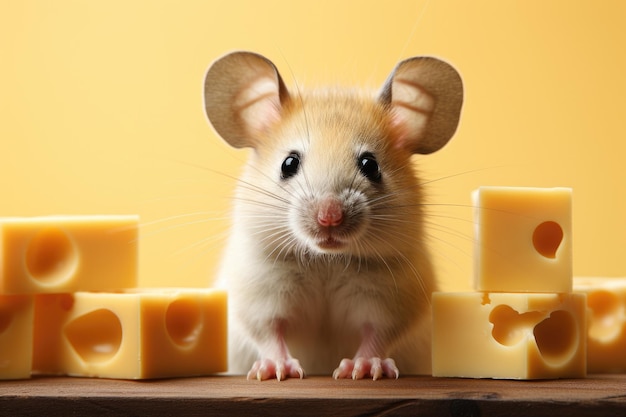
[204, 51, 290, 148]
[379, 57, 463, 154]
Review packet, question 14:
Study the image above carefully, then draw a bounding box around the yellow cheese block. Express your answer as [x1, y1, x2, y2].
[473, 187, 573, 293]
[0, 215, 139, 294]
[32, 288, 227, 379]
[574, 277, 626, 373]
[0, 294, 34, 379]
[432, 291, 587, 379]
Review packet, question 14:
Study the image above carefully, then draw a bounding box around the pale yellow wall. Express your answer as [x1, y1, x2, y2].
[2, 0, 624, 290]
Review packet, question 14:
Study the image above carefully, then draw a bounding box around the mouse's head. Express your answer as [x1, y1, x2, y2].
[204, 51, 462, 259]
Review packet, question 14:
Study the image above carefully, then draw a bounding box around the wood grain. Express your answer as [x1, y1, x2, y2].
[2, 375, 626, 416]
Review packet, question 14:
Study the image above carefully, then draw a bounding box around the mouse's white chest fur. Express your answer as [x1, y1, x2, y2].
[218, 223, 435, 375]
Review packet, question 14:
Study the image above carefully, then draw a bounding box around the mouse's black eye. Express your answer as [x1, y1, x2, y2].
[358, 152, 382, 183]
[281, 153, 301, 180]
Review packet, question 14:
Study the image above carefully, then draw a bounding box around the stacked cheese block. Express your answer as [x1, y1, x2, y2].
[0, 215, 227, 380]
[574, 276, 626, 373]
[432, 187, 587, 379]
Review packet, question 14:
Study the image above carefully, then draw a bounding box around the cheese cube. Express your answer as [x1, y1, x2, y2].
[32, 288, 227, 379]
[432, 291, 587, 379]
[473, 187, 573, 293]
[574, 277, 626, 373]
[0, 215, 138, 294]
[0, 295, 34, 379]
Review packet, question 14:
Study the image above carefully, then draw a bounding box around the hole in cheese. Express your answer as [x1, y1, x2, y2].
[64, 309, 122, 364]
[534, 310, 577, 365]
[532, 221, 563, 259]
[587, 290, 623, 342]
[489, 305, 544, 346]
[481, 293, 491, 305]
[25, 227, 79, 285]
[0, 295, 30, 335]
[165, 298, 203, 347]
[0, 308, 12, 334]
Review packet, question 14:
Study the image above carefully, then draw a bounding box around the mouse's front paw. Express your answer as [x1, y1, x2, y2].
[332, 357, 399, 380]
[247, 357, 305, 381]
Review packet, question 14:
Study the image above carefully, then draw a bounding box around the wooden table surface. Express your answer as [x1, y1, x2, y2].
[2, 374, 626, 416]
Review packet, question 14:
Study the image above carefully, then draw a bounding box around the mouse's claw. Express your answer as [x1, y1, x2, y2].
[247, 357, 305, 381]
[333, 357, 399, 380]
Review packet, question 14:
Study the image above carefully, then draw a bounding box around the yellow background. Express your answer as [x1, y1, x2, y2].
[2, 0, 624, 290]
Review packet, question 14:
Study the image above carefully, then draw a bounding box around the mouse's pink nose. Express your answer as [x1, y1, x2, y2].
[317, 198, 344, 227]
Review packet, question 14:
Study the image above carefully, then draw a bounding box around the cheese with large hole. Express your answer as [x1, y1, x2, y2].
[32, 288, 227, 379]
[432, 291, 586, 379]
[574, 277, 626, 373]
[0, 215, 138, 294]
[473, 187, 573, 293]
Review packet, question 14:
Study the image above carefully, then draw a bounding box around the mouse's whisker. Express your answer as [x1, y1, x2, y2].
[252, 223, 299, 263]
[174, 234, 222, 257]
[246, 219, 290, 239]
[233, 181, 291, 205]
[232, 196, 289, 211]
[367, 190, 419, 209]
[422, 219, 476, 244]
[228, 156, 307, 205]
[417, 165, 509, 187]
[364, 216, 429, 290]
[357, 237, 401, 296]
[139, 211, 226, 228]
[139, 217, 223, 240]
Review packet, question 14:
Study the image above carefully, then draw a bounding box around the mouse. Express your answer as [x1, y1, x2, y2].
[203, 51, 463, 380]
